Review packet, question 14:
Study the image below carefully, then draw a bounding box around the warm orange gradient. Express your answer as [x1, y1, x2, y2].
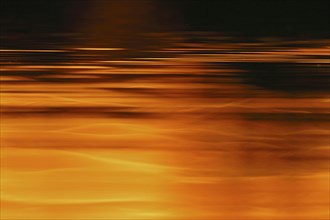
[1, 37, 329, 219]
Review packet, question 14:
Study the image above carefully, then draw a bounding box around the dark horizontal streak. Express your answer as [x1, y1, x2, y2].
[2, 106, 329, 122]
[243, 113, 330, 121]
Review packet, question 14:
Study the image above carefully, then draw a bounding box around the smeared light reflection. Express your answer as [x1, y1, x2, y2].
[74, 47, 124, 51]
[1, 33, 329, 219]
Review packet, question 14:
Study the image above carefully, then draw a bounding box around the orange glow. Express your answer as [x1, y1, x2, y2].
[1, 36, 329, 219]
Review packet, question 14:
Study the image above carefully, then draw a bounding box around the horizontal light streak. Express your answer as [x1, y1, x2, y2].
[73, 47, 124, 51]
[1, 65, 108, 70]
[0, 49, 67, 53]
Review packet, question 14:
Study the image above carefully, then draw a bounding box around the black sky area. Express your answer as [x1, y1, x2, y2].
[1, 0, 329, 37]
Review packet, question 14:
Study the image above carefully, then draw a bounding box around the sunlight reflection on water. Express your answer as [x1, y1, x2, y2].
[0, 33, 329, 219]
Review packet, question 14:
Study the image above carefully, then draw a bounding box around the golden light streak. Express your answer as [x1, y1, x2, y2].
[73, 47, 124, 51]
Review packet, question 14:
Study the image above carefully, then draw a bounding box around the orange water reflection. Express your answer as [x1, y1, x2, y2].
[1, 35, 329, 219]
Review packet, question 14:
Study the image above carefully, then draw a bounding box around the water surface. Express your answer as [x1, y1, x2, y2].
[1, 32, 329, 219]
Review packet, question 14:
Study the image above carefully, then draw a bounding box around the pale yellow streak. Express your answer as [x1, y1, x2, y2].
[1, 195, 154, 205]
[73, 47, 124, 51]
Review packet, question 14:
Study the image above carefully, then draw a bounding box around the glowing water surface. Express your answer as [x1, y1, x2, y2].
[1, 33, 329, 219]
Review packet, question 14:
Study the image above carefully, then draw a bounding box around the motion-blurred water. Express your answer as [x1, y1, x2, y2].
[0, 31, 329, 219]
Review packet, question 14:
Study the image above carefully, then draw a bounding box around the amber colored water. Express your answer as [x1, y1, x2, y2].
[0, 33, 329, 219]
